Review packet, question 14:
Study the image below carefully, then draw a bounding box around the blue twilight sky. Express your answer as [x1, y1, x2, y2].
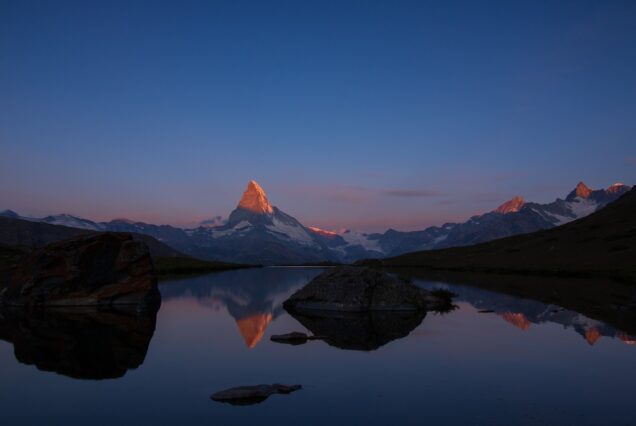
[1, 0, 635, 232]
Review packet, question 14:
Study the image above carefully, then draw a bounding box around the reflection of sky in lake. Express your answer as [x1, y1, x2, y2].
[0, 267, 634, 425]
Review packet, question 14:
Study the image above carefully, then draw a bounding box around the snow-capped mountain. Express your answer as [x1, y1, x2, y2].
[2, 180, 631, 264]
[0, 210, 20, 219]
[0, 211, 105, 231]
[184, 181, 335, 264]
[494, 196, 525, 214]
[307, 181, 632, 261]
[39, 214, 105, 231]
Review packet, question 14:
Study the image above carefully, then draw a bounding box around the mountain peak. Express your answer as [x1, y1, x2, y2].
[494, 196, 525, 214]
[0, 209, 19, 219]
[237, 180, 273, 214]
[607, 182, 627, 194]
[574, 181, 592, 198]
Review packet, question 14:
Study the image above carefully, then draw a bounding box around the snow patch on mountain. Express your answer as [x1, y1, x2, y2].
[200, 215, 226, 228]
[265, 218, 317, 247]
[209, 220, 253, 238]
[339, 230, 382, 252]
[41, 214, 105, 231]
[568, 198, 599, 219]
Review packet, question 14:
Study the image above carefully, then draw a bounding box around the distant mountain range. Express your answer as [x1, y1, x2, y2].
[0, 215, 185, 259]
[1, 180, 631, 265]
[373, 185, 636, 281]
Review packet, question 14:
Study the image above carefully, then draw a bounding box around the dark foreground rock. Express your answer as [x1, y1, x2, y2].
[270, 331, 323, 345]
[0, 233, 160, 308]
[211, 384, 302, 405]
[0, 307, 157, 379]
[287, 309, 427, 351]
[283, 266, 452, 313]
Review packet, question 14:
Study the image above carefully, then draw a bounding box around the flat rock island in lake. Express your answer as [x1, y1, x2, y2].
[283, 266, 453, 313]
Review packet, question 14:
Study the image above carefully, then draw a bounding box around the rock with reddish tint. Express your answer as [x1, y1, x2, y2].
[211, 384, 302, 405]
[0, 233, 159, 308]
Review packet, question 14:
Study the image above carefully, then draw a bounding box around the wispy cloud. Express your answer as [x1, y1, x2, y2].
[627, 157, 636, 166]
[382, 189, 443, 198]
[280, 183, 445, 202]
[279, 184, 372, 204]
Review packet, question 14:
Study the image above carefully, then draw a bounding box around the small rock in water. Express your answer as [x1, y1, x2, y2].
[271, 332, 309, 344]
[270, 332, 324, 345]
[211, 384, 302, 405]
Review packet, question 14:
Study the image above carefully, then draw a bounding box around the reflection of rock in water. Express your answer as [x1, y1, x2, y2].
[287, 309, 426, 351]
[0, 307, 157, 380]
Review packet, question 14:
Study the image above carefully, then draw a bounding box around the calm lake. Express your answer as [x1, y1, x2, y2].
[1, 267, 634, 425]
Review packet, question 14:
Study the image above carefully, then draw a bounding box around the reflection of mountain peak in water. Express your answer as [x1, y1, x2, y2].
[159, 268, 323, 348]
[500, 312, 531, 330]
[416, 280, 636, 346]
[584, 328, 601, 346]
[236, 313, 273, 348]
[617, 333, 636, 345]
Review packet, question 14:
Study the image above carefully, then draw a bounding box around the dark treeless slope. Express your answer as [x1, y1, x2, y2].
[368, 187, 636, 282]
[0, 217, 248, 275]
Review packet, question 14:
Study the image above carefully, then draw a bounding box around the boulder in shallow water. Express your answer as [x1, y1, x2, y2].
[211, 384, 302, 405]
[0, 233, 159, 308]
[283, 266, 451, 312]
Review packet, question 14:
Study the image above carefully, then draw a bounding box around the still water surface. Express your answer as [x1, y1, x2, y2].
[0, 267, 634, 425]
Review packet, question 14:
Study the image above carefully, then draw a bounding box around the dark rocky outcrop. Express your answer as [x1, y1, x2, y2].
[283, 266, 452, 312]
[0, 233, 160, 308]
[0, 307, 157, 379]
[211, 384, 302, 405]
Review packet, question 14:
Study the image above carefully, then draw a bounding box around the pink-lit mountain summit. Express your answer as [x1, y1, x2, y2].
[238, 180, 274, 214]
